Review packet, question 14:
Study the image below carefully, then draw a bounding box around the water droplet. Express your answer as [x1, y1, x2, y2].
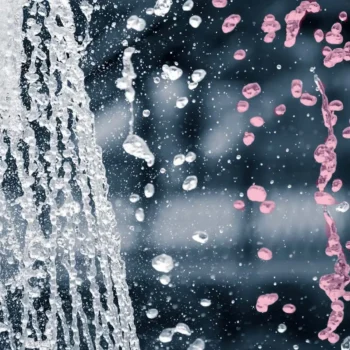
[185, 151, 197, 163]
[191, 69, 207, 83]
[159, 328, 175, 343]
[152, 254, 174, 273]
[142, 109, 150, 117]
[189, 15, 202, 28]
[182, 0, 194, 11]
[277, 323, 287, 333]
[182, 175, 198, 191]
[162, 65, 183, 81]
[126, 15, 146, 31]
[175, 323, 192, 335]
[123, 134, 155, 167]
[341, 336, 350, 350]
[200, 298, 211, 307]
[336, 201, 349, 213]
[176, 97, 189, 108]
[160, 274, 171, 285]
[146, 308, 158, 319]
[154, 0, 173, 17]
[188, 81, 198, 90]
[188, 338, 206, 350]
[276, 64, 282, 69]
[135, 208, 145, 222]
[192, 231, 208, 244]
[129, 193, 140, 203]
[144, 183, 155, 198]
[173, 154, 185, 166]
[154, 77, 160, 84]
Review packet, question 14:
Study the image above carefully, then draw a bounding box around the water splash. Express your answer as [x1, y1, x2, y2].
[0, 1, 139, 349]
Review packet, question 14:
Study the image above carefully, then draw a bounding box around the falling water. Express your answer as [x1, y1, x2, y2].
[0, 1, 139, 349]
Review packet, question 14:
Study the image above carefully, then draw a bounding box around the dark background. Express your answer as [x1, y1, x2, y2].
[80, 0, 350, 349]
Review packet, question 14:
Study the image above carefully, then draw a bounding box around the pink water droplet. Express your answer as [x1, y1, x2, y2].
[339, 11, 347, 22]
[324, 48, 344, 68]
[264, 32, 276, 43]
[237, 100, 249, 113]
[329, 100, 343, 111]
[331, 300, 344, 311]
[242, 82, 261, 99]
[291, 79, 303, 98]
[274, 104, 286, 116]
[256, 293, 278, 313]
[300, 93, 317, 106]
[332, 179, 342, 192]
[247, 185, 267, 202]
[328, 333, 340, 344]
[261, 14, 281, 43]
[233, 200, 245, 210]
[233, 49, 246, 60]
[243, 132, 255, 146]
[282, 304, 296, 314]
[314, 191, 336, 205]
[342, 126, 350, 139]
[344, 42, 350, 61]
[318, 328, 331, 340]
[325, 32, 343, 45]
[284, 1, 321, 47]
[322, 46, 332, 56]
[257, 247, 273, 261]
[222, 14, 241, 34]
[314, 29, 324, 42]
[250, 116, 265, 127]
[331, 23, 342, 34]
[212, 0, 227, 8]
[259, 200, 276, 214]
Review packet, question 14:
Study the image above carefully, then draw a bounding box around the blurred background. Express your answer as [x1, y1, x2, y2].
[77, 0, 350, 348]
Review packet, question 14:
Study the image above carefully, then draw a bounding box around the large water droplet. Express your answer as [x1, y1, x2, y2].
[341, 336, 350, 350]
[336, 201, 349, 213]
[200, 298, 211, 307]
[182, 175, 198, 191]
[135, 208, 145, 222]
[144, 183, 155, 198]
[129, 193, 140, 203]
[191, 69, 207, 83]
[176, 97, 189, 108]
[159, 328, 175, 343]
[192, 231, 208, 244]
[183, 0, 194, 11]
[152, 254, 174, 273]
[123, 134, 155, 166]
[173, 154, 185, 166]
[126, 15, 146, 31]
[185, 151, 197, 163]
[175, 322, 192, 335]
[277, 323, 287, 333]
[189, 15, 202, 28]
[146, 308, 158, 319]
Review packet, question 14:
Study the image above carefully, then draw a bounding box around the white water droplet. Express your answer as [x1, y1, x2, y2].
[185, 151, 196, 163]
[336, 201, 349, 213]
[152, 254, 174, 273]
[182, 175, 198, 191]
[146, 308, 158, 319]
[191, 69, 206, 83]
[159, 328, 175, 343]
[123, 134, 155, 167]
[176, 97, 189, 108]
[129, 193, 140, 203]
[135, 208, 145, 222]
[182, 0, 194, 11]
[173, 154, 185, 166]
[189, 15, 202, 28]
[144, 183, 155, 198]
[142, 109, 150, 117]
[200, 298, 211, 307]
[277, 323, 287, 333]
[192, 231, 208, 244]
[146, 8, 154, 15]
[154, 0, 173, 17]
[175, 323, 192, 335]
[160, 274, 171, 285]
[341, 336, 350, 350]
[162, 65, 183, 81]
[188, 81, 198, 90]
[126, 15, 146, 31]
[188, 338, 206, 350]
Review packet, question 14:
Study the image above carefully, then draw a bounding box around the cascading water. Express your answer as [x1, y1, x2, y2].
[0, 1, 139, 349]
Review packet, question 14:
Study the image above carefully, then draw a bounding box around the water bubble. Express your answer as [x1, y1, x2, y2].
[144, 183, 155, 198]
[152, 254, 174, 273]
[135, 208, 145, 222]
[182, 175, 198, 191]
[175, 322, 192, 335]
[185, 151, 197, 163]
[192, 231, 209, 244]
[142, 109, 150, 117]
[173, 154, 185, 166]
[182, 0, 194, 11]
[129, 193, 140, 203]
[200, 298, 211, 307]
[191, 69, 207, 83]
[277, 323, 287, 333]
[176, 97, 189, 108]
[189, 15, 202, 28]
[160, 274, 171, 285]
[146, 308, 158, 319]
[159, 328, 175, 343]
[126, 15, 146, 31]
[336, 201, 349, 213]
[123, 134, 155, 166]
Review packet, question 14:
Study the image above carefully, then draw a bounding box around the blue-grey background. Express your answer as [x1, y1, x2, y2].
[80, 0, 350, 348]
